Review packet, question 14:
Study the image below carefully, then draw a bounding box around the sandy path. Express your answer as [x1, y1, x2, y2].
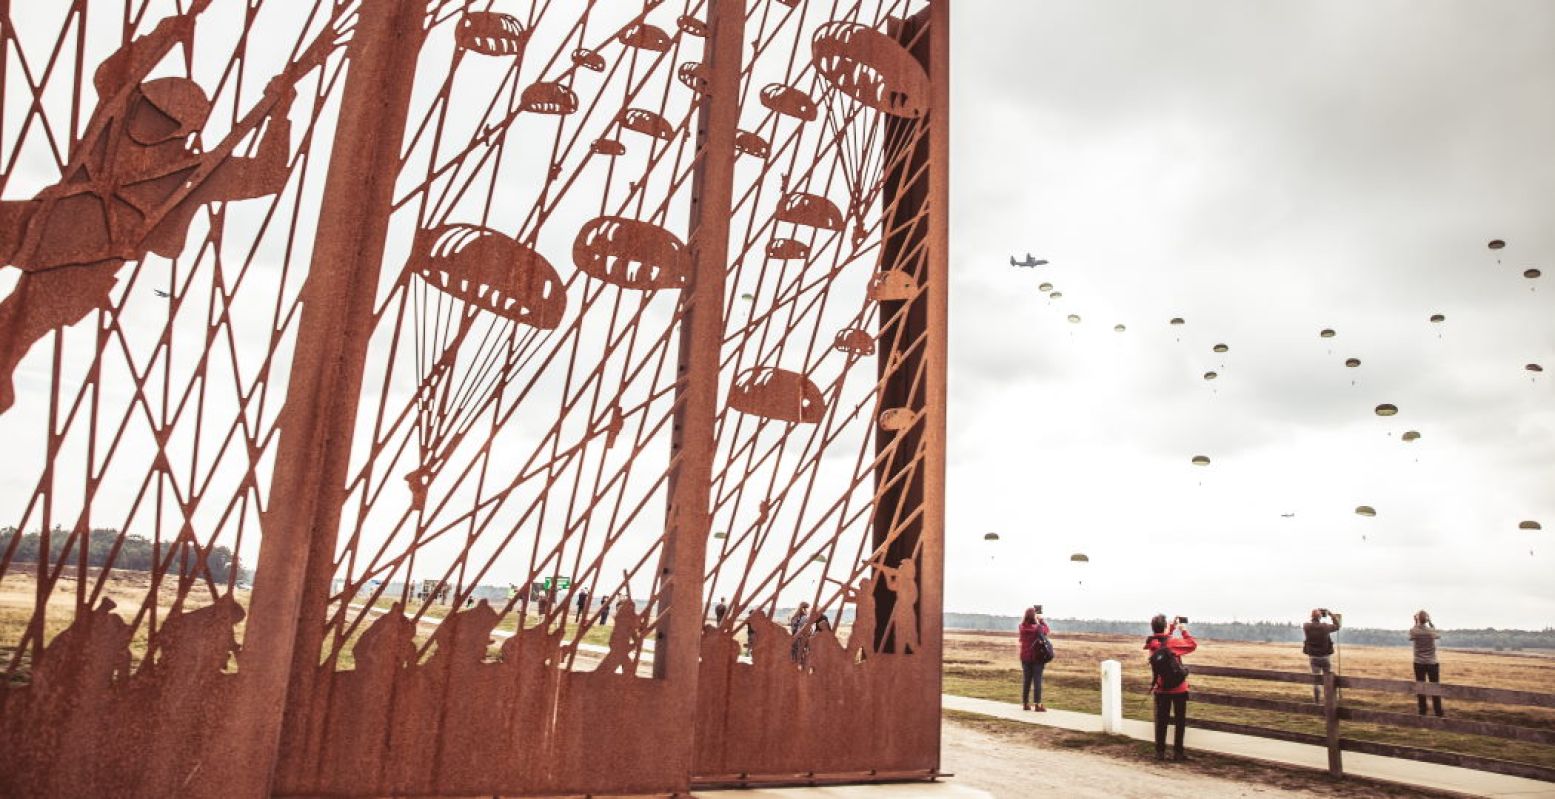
[942, 717, 1342, 799]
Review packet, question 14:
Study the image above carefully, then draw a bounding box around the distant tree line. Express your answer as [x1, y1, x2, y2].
[943, 612, 1555, 652]
[0, 526, 249, 584]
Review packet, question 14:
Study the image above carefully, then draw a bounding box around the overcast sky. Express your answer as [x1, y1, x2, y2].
[943, 1, 1555, 629]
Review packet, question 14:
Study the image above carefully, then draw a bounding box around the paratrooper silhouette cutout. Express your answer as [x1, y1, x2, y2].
[0, 0, 332, 413]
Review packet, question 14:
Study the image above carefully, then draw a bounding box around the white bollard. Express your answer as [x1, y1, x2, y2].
[1100, 659, 1124, 734]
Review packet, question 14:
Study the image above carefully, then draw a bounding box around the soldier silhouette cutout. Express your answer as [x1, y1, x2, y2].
[879, 557, 919, 654]
[839, 572, 878, 661]
[595, 598, 641, 675]
[0, 0, 325, 413]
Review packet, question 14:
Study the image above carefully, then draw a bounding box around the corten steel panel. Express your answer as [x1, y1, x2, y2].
[0, 0, 947, 795]
[690, 0, 947, 787]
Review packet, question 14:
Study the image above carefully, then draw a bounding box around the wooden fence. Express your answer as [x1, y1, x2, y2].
[1187, 664, 1555, 783]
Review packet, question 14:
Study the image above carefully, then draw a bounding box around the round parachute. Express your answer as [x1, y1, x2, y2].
[1528, 364, 1544, 373]
[1355, 505, 1376, 517]
[1213, 344, 1228, 353]
[1050, 291, 1064, 300]
[1114, 324, 1127, 333]
[1191, 455, 1210, 466]
[1345, 358, 1361, 368]
[1488, 240, 1506, 250]
[1429, 313, 1445, 323]
[1068, 314, 1081, 324]
[1169, 317, 1185, 326]
[1520, 521, 1542, 531]
[1039, 283, 1054, 292]
[1401, 431, 1421, 442]
[1203, 371, 1217, 381]
[713, 531, 728, 539]
[1070, 553, 1089, 562]
[984, 532, 1000, 541]
[1375, 403, 1398, 416]
[1525, 269, 1542, 279]
[1320, 328, 1336, 339]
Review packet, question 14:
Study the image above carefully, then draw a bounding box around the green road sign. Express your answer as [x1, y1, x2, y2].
[543, 576, 572, 591]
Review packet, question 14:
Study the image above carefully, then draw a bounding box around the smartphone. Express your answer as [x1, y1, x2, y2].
[1176, 616, 1189, 624]
[1034, 604, 1043, 615]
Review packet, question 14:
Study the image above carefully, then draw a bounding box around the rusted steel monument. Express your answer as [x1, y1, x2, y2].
[0, 0, 947, 795]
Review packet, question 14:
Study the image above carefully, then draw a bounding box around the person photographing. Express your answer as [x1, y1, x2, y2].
[1409, 609, 1444, 717]
[1017, 606, 1053, 711]
[1302, 607, 1342, 703]
[1145, 614, 1196, 761]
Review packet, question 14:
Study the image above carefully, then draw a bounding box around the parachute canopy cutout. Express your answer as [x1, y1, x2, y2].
[1067, 314, 1081, 324]
[1114, 324, 1126, 333]
[867, 270, 918, 301]
[811, 22, 931, 119]
[728, 367, 826, 423]
[573, 217, 689, 290]
[1203, 371, 1217, 381]
[456, 12, 530, 56]
[1402, 431, 1421, 442]
[1038, 283, 1054, 292]
[1525, 269, 1542, 279]
[760, 83, 818, 121]
[1429, 314, 1445, 323]
[878, 407, 917, 431]
[1375, 403, 1398, 416]
[735, 130, 770, 159]
[410, 225, 566, 329]
[1169, 317, 1185, 326]
[1320, 328, 1336, 339]
[983, 532, 1000, 541]
[1521, 521, 1543, 531]
[1213, 344, 1228, 353]
[1070, 553, 1089, 563]
[1345, 358, 1361, 368]
[1191, 455, 1210, 466]
[1355, 505, 1376, 517]
[1488, 239, 1506, 250]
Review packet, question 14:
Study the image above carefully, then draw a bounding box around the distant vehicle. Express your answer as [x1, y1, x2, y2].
[1009, 253, 1047, 268]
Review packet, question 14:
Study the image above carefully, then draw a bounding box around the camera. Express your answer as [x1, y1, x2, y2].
[1175, 615, 1189, 624]
[1034, 604, 1043, 615]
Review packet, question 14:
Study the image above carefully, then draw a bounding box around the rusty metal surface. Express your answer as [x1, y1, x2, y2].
[0, 0, 946, 796]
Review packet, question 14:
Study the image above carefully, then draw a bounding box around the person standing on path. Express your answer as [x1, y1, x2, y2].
[575, 588, 590, 624]
[1409, 609, 1444, 717]
[1145, 614, 1196, 762]
[1302, 608, 1342, 703]
[1017, 607, 1051, 711]
[714, 597, 728, 626]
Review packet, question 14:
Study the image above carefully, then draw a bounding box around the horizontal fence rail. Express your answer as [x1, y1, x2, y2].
[1185, 664, 1555, 784]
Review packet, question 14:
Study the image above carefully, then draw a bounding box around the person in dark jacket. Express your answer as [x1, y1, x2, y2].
[1145, 613, 1197, 761]
[1017, 607, 1051, 711]
[1302, 608, 1342, 703]
[1409, 609, 1444, 717]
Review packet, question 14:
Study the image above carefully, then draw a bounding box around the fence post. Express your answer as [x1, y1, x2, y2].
[1323, 671, 1343, 776]
[1100, 659, 1124, 734]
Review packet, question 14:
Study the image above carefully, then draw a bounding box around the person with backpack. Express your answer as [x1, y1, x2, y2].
[1145, 613, 1196, 761]
[1017, 606, 1053, 711]
[1302, 608, 1342, 703]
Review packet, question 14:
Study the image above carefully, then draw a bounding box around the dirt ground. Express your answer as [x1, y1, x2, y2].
[941, 711, 1457, 799]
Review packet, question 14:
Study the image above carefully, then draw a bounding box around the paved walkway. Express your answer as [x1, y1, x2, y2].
[943, 694, 1555, 799]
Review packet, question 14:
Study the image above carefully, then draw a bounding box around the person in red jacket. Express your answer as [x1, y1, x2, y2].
[1017, 606, 1051, 711]
[1145, 613, 1197, 761]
